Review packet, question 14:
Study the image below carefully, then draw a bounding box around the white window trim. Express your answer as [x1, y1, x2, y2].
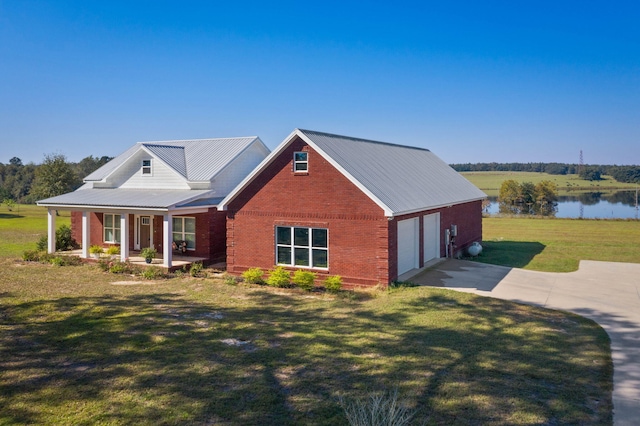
[103, 213, 121, 243]
[293, 151, 308, 173]
[276, 226, 328, 269]
[172, 216, 196, 251]
[142, 159, 153, 176]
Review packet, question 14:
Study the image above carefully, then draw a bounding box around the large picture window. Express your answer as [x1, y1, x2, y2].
[103, 214, 121, 243]
[172, 217, 196, 250]
[276, 226, 328, 268]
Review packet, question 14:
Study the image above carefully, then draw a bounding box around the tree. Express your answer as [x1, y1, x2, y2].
[579, 167, 602, 181]
[74, 155, 113, 180]
[498, 180, 520, 204]
[30, 154, 81, 200]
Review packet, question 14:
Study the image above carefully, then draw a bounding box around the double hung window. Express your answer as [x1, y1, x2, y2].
[172, 217, 196, 250]
[276, 226, 328, 268]
[293, 152, 308, 172]
[142, 159, 152, 175]
[104, 214, 121, 243]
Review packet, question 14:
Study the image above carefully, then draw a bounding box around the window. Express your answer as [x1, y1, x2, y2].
[293, 152, 308, 172]
[172, 217, 196, 250]
[104, 214, 121, 243]
[276, 226, 328, 268]
[142, 159, 152, 175]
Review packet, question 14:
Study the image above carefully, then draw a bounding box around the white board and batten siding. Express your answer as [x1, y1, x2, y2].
[397, 217, 419, 276]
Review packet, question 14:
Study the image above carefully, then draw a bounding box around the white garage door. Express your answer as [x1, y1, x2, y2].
[397, 217, 419, 276]
[423, 213, 440, 262]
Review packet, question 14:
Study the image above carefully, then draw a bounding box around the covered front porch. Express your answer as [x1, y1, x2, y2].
[37, 189, 226, 269]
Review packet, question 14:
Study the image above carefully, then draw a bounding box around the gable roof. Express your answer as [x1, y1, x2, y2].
[84, 137, 266, 183]
[219, 129, 486, 217]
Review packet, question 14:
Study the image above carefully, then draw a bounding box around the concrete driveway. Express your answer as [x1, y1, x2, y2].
[409, 259, 640, 426]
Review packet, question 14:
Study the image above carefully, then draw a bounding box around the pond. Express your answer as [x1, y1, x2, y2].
[485, 190, 640, 219]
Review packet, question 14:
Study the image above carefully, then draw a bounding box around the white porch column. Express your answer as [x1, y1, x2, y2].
[47, 209, 56, 254]
[120, 213, 130, 261]
[163, 214, 173, 268]
[81, 211, 91, 258]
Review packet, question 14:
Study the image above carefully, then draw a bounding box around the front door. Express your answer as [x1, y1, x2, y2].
[136, 216, 153, 250]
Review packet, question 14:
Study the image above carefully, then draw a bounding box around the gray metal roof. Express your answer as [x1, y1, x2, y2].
[298, 129, 486, 215]
[37, 188, 215, 210]
[84, 137, 263, 182]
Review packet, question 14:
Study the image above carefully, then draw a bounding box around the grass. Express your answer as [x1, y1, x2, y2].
[0, 260, 612, 425]
[0, 204, 70, 258]
[461, 171, 638, 197]
[0, 206, 614, 424]
[477, 217, 640, 272]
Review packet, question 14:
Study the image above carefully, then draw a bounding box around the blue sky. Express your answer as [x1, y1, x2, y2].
[1, 1, 638, 165]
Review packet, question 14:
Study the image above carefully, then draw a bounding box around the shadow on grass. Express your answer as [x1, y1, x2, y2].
[473, 240, 546, 268]
[0, 288, 613, 425]
[0, 213, 24, 219]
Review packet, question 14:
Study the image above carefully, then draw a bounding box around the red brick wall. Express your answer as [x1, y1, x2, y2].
[227, 136, 391, 287]
[227, 136, 484, 287]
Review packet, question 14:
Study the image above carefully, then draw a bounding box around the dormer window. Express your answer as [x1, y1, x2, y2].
[142, 159, 152, 175]
[294, 152, 308, 173]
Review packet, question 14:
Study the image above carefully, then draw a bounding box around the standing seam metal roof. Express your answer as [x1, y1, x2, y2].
[83, 137, 262, 182]
[298, 129, 487, 215]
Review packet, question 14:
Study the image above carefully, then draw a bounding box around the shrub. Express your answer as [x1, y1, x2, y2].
[108, 261, 139, 275]
[96, 259, 110, 272]
[292, 270, 316, 291]
[56, 224, 77, 251]
[324, 275, 343, 293]
[106, 246, 120, 256]
[36, 236, 47, 252]
[189, 261, 204, 277]
[22, 250, 42, 262]
[223, 273, 239, 286]
[140, 247, 157, 261]
[242, 267, 265, 284]
[339, 389, 415, 426]
[89, 245, 104, 255]
[50, 256, 64, 267]
[267, 266, 291, 288]
[140, 266, 165, 280]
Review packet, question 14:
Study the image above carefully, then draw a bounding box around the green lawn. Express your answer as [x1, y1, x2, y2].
[461, 171, 637, 197]
[0, 261, 612, 425]
[0, 206, 615, 424]
[478, 217, 640, 272]
[0, 204, 70, 258]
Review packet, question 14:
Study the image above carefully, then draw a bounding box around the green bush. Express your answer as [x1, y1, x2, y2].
[106, 246, 120, 256]
[223, 273, 239, 286]
[189, 261, 204, 277]
[242, 267, 265, 284]
[35, 225, 78, 252]
[22, 250, 42, 262]
[108, 261, 139, 275]
[140, 266, 165, 280]
[266, 266, 291, 288]
[292, 270, 316, 291]
[324, 275, 343, 293]
[96, 259, 110, 272]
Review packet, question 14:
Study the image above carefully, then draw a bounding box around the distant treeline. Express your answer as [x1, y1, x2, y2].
[450, 162, 640, 184]
[0, 155, 112, 204]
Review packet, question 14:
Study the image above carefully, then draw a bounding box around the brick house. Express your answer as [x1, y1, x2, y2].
[37, 137, 270, 268]
[219, 129, 487, 287]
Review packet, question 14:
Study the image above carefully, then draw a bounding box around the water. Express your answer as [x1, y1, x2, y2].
[485, 190, 640, 219]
